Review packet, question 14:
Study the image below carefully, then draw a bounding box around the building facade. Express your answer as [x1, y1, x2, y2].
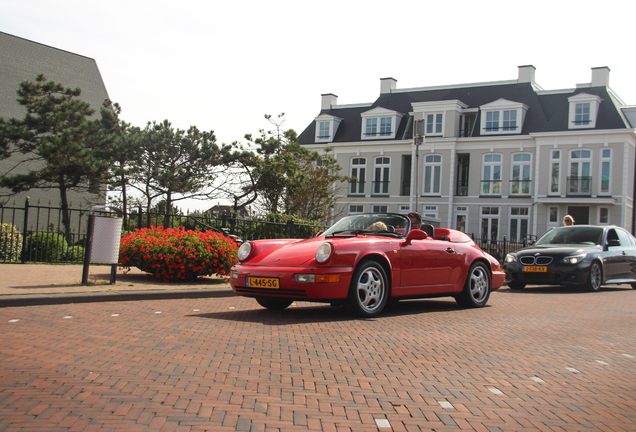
[298, 66, 636, 240]
[0, 31, 109, 209]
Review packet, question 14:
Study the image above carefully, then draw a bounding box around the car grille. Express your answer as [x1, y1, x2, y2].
[519, 256, 553, 266]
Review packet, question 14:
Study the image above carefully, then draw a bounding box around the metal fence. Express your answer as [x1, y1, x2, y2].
[1, 199, 528, 264]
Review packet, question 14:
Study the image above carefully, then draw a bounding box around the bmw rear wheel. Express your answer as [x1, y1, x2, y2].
[345, 260, 389, 318]
[456, 262, 491, 308]
[584, 262, 602, 292]
[255, 297, 294, 310]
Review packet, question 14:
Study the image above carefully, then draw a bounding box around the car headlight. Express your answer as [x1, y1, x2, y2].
[562, 254, 586, 264]
[316, 242, 333, 263]
[504, 254, 516, 263]
[237, 242, 252, 261]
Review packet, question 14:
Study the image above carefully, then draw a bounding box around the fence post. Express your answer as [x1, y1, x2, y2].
[138, 204, 142, 230]
[503, 236, 507, 260]
[20, 197, 29, 264]
[289, 219, 295, 238]
[222, 213, 227, 229]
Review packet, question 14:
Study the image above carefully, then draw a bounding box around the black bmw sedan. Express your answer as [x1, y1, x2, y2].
[503, 225, 636, 291]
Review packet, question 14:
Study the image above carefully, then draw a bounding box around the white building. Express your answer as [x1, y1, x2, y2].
[298, 66, 636, 241]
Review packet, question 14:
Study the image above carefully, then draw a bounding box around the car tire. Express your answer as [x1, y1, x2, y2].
[255, 297, 294, 310]
[508, 281, 526, 290]
[583, 261, 602, 292]
[456, 262, 491, 308]
[345, 260, 389, 318]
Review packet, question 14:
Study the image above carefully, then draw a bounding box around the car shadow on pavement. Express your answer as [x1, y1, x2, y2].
[497, 286, 633, 295]
[189, 298, 477, 325]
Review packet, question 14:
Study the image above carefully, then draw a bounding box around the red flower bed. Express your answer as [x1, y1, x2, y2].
[119, 227, 239, 282]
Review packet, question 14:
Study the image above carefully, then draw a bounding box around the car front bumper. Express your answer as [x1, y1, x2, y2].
[503, 261, 591, 286]
[230, 264, 355, 301]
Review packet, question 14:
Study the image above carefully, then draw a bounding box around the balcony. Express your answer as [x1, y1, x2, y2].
[509, 180, 532, 196]
[371, 181, 390, 196]
[348, 181, 366, 196]
[480, 180, 502, 196]
[567, 176, 592, 196]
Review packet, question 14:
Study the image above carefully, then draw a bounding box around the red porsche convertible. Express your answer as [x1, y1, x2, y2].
[230, 213, 505, 317]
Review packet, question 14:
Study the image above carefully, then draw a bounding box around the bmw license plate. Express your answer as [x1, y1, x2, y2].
[246, 277, 280, 289]
[523, 266, 547, 272]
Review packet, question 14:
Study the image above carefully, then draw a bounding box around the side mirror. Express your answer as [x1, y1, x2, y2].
[401, 229, 428, 246]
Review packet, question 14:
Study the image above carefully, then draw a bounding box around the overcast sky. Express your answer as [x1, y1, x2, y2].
[2, 0, 635, 210]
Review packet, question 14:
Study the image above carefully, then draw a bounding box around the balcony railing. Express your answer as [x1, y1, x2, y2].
[455, 180, 468, 196]
[401, 180, 411, 196]
[509, 180, 532, 196]
[480, 180, 502, 196]
[348, 181, 366, 196]
[567, 176, 592, 196]
[371, 181, 390, 196]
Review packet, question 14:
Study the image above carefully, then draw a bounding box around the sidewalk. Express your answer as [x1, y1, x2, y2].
[0, 263, 233, 307]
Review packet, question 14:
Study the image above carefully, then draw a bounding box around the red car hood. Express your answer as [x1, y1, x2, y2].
[247, 237, 326, 266]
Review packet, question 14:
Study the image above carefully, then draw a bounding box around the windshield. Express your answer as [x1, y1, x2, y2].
[322, 214, 411, 237]
[535, 226, 604, 246]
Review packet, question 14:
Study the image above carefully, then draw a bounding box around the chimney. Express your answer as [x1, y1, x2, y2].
[591, 66, 610, 87]
[321, 93, 337, 111]
[380, 77, 397, 94]
[518, 65, 536, 84]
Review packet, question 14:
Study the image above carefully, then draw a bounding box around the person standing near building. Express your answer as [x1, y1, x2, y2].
[563, 215, 574, 226]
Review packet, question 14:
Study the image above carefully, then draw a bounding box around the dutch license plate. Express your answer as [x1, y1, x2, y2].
[523, 266, 547, 272]
[246, 277, 280, 289]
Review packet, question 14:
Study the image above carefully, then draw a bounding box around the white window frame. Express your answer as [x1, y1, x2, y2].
[599, 148, 612, 195]
[372, 156, 391, 196]
[425, 113, 443, 136]
[599, 207, 609, 224]
[349, 157, 367, 196]
[481, 154, 502, 196]
[455, 206, 468, 233]
[510, 153, 532, 195]
[568, 93, 601, 129]
[398, 205, 411, 214]
[509, 207, 530, 241]
[422, 205, 438, 219]
[372, 205, 388, 213]
[569, 149, 592, 195]
[423, 154, 442, 195]
[314, 114, 342, 142]
[481, 207, 499, 240]
[549, 150, 561, 195]
[479, 99, 528, 135]
[349, 205, 364, 214]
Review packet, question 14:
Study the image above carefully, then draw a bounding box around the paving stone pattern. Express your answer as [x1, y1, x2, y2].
[0, 287, 635, 431]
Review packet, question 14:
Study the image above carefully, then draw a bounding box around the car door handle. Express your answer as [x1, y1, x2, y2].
[623, 251, 627, 255]
[446, 248, 455, 253]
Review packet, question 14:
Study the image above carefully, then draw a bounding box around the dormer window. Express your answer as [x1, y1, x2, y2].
[314, 114, 342, 142]
[360, 107, 403, 140]
[479, 99, 528, 135]
[568, 93, 601, 129]
[426, 113, 443, 135]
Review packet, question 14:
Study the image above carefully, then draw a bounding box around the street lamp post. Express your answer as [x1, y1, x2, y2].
[413, 119, 425, 213]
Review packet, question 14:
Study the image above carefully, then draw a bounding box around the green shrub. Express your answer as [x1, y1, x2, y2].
[65, 244, 86, 263]
[0, 223, 23, 261]
[24, 232, 68, 262]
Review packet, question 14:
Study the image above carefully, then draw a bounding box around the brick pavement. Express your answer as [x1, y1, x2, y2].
[0, 286, 635, 431]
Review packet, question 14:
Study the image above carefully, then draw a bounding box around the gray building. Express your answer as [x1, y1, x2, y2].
[299, 66, 636, 240]
[0, 31, 109, 209]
